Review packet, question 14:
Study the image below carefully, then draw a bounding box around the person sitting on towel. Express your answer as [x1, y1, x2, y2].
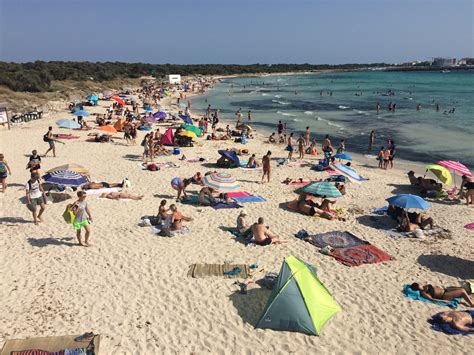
[198, 186, 217, 206]
[236, 210, 252, 238]
[251, 217, 285, 245]
[410, 283, 474, 306]
[268, 132, 276, 143]
[246, 154, 260, 168]
[169, 204, 193, 231]
[434, 311, 474, 332]
[296, 193, 334, 220]
[83, 178, 129, 190]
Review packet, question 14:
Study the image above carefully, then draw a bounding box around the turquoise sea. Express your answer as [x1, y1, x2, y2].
[191, 70, 473, 167]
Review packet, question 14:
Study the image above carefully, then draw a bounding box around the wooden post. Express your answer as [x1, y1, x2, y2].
[0, 103, 10, 130]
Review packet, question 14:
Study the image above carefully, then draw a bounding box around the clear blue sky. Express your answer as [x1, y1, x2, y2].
[0, 0, 472, 64]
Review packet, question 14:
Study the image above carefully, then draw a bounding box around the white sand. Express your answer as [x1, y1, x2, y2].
[0, 89, 473, 354]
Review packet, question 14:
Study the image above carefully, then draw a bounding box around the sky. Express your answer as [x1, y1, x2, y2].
[0, 0, 472, 64]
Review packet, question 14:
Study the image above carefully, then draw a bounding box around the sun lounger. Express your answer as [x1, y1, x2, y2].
[1, 334, 100, 355]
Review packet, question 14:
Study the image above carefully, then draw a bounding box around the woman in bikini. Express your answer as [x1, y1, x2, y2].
[410, 282, 474, 307]
[296, 193, 334, 220]
[169, 204, 193, 231]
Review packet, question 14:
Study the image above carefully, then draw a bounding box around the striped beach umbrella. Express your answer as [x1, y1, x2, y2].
[302, 182, 342, 198]
[437, 160, 472, 177]
[203, 172, 240, 190]
[47, 163, 90, 176]
[43, 170, 88, 187]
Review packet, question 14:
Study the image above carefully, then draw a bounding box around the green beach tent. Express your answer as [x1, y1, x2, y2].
[181, 124, 202, 137]
[256, 256, 341, 335]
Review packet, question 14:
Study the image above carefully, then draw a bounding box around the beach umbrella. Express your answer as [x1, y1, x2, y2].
[203, 172, 240, 190]
[302, 182, 342, 198]
[178, 114, 193, 125]
[97, 125, 117, 133]
[179, 130, 197, 139]
[43, 170, 88, 187]
[181, 124, 202, 137]
[437, 160, 472, 177]
[56, 119, 81, 129]
[144, 106, 154, 111]
[425, 164, 452, 186]
[335, 153, 352, 161]
[47, 163, 90, 176]
[112, 96, 126, 105]
[386, 194, 431, 210]
[72, 110, 90, 117]
[153, 111, 167, 119]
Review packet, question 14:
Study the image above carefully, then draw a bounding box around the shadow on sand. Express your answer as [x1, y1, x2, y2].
[0, 216, 32, 225]
[229, 288, 270, 326]
[27, 236, 76, 248]
[417, 254, 474, 279]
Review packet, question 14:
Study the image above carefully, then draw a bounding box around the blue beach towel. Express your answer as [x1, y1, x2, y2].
[402, 284, 460, 309]
[212, 202, 242, 209]
[429, 310, 474, 335]
[233, 195, 266, 203]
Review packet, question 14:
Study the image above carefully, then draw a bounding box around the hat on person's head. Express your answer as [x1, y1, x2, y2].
[239, 210, 248, 216]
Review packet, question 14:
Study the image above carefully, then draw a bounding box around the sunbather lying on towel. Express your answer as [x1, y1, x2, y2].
[434, 311, 474, 332]
[100, 192, 143, 200]
[282, 177, 322, 184]
[87, 133, 114, 143]
[251, 217, 286, 245]
[296, 193, 334, 220]
[410, 283, 474, 307]
[154, 143, 172, 156]
[83, 178, 129, 190]
[169, 204, 193, 231]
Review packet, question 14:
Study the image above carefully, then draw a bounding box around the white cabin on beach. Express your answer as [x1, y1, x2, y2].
[168, 74, 181, 84]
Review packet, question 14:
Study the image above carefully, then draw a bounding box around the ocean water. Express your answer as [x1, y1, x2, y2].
[191, 70, 474, 167]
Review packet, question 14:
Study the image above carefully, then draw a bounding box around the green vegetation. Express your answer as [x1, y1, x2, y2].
[0, 61, 392, 92]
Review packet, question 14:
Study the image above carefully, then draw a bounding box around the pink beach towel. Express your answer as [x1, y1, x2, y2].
[464, 223, 474, 230]
[326, 169, 338, 174]
[227, 191, 251, 198]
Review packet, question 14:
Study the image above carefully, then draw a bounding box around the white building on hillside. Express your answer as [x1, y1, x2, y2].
[168, 74, 181, 84]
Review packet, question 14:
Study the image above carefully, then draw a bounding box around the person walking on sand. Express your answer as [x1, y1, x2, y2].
[71, 191, 93, 246]
[305, 126, 311, 146]
[43, 126, 56, 157]
[261, 151, 272, 183]
[297, 134, 305, 160]
[369, 130, 376, 151]
[247, 110, 252, 121]
[0, 153, 12, 193]
[287, 133, 294, 161]
[277, 120, 284, 138]
[25, 173, 46, 225]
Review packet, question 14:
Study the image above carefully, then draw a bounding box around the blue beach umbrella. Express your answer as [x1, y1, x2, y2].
[86, 95, 98, 101]
[302, 182, 342, 198]
[335, 153, 352, 161]
[386, 194, 431, 210]
[72, 110, 90, 117]
[153, 111, 167, 119]
[42, 170, 88, 187]
[56, 119, 81, 129]
[178, 114, 193, 125]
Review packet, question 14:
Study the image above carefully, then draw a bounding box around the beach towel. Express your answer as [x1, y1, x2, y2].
[151, 225, 190, 236]
[187, 263, 251, 278]
[54, 135, 80, 139]
[84, 187, 121, 195]
[402, 284, 460, 308]
[384, 227, 452, 240]
[212, 202, 242, 209]
[326, 169, 338, 174]
[227, 191, 251, 198]
[180, 195, 200, 205]
[305, 231, 368, 249]
[233, 195, 266, 203]
[239, 165, 263, 171]
[284, 181, 312, 186]
[464, 223, 474, 230]
[330, 244, 394, 266]
[2, 335, 100, 355]
[369, 206, 388, 216]
[429, 310, 474, 335]
[332, 163, 369, 182]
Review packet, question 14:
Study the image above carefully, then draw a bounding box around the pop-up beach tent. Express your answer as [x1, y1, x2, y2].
[160, 128, 174, 146]
[218, 150, 240, 168]
[256, 256, 341, 335]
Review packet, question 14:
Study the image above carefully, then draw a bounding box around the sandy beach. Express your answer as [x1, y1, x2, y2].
[0, 82, 473, 354]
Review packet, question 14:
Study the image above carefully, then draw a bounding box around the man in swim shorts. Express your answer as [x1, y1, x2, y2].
[459, 175, 474, 205]
[251, 217, 285, 245]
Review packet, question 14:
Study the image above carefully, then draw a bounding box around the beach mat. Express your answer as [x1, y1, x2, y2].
[180, 195, 200, 205]
[306, 231, 368, 249]
[429, 310, 474, 335]
[233, 195, 266, 203]
[84, 187, 121, 195]
[1, 334, 100, 355]
[227, 191, 251, 198]
[187, 263, 251, 278]
[212, 202, 242, 209]
[330, 244, 394, 266]
[402, 284, 460, 309]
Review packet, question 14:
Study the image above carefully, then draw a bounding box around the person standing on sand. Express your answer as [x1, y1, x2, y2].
[0, 154, 12, 193]
[43, 126, 56, 157]
[376, 102, 380, 114]
[71, 191, 93, 246]
[287, 133, 294, 161]
[388, 139, 396, 169]
[25, 173, 46, 225]
[305, 126, 311, 146]
[297, 134, 305, 160]
[277, 120, 284, 138]
[248, 110, 252, 121]
[261, 151, 272, 183]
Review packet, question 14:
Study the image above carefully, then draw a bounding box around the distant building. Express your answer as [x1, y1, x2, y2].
[168, 74, 181, 84]
[432, 57, 457, 67]
[458, 58, 474, 65]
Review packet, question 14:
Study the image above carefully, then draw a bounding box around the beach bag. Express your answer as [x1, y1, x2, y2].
[62, 206, 75, 224]
[43, 133, 50, 142]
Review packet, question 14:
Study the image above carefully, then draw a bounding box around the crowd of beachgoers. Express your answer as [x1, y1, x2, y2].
[0, 74, 473, 353]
